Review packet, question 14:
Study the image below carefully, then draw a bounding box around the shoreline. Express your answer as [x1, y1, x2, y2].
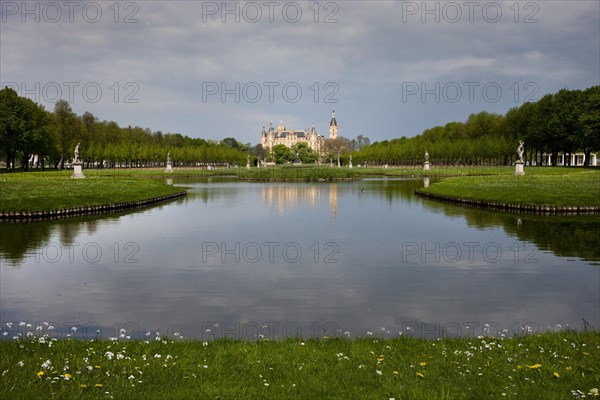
[0, 191, 186, 222]
[415, 190, 600, 215]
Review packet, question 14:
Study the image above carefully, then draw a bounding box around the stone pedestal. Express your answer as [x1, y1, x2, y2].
[423, 161, 430, 171]
[515, 161, 525, 176]
[71, 162, 85, 179]
[165, 163, 173, 173]
[423, 177, 430, 188]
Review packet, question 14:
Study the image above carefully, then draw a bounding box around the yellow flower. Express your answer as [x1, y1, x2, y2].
[416, 372, 425, 378]
[419, 362, 427, 367]
[322, 336, 328, 340]
[517, 365, 523, 369]
[94, 383, 103, 388]
[526, 364, 542, 369]
[553, 372, 560, 379]
[583, 352, 590, 356]
[36, 371, 45, 378]
[64, 373, 72, 380]
[94, 365, 101, 369]
[393, 371, 399, 375]
[80, 384, 88, 389]
[566, 366, 572, 371]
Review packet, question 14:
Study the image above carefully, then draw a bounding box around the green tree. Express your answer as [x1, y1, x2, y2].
[53, 100, 78, 169]
[272, 144, 293, 164]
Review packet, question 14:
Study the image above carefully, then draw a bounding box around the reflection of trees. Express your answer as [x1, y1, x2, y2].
[421, 200, 600, 264]
[0, 222, 54, 266]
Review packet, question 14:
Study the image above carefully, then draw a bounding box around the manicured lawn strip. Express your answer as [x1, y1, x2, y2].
[417, 170, 600, 207]
[0, 173, 185, 213]
[0, 331, 598, 399]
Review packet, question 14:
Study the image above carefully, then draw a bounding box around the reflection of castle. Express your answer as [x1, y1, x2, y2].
[260, 110, 339, 154]
[261, 184, 338, 220]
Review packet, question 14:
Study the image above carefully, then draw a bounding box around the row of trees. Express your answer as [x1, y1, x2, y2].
[1, 88, 250, 170]
[354, 86, 599, 166]
[2, 85, 597, 169]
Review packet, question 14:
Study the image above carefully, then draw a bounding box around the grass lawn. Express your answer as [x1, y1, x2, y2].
[417, 169, 600, 207]
[0, 170, 185, 213]
[1, 166, 598, 213]
[0, 330, 598, 399]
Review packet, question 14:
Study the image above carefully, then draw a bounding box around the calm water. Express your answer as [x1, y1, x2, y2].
[1, 177, 599, 340]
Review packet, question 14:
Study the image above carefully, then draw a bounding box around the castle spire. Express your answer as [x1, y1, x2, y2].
[328, 109, 338, 140]
[329, 109, 337, 127]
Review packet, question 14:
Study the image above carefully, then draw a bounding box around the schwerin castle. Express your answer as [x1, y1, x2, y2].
[260, 110, 338, 154]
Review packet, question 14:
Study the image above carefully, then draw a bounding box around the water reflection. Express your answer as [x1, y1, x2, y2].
[1, 178, 599, 339]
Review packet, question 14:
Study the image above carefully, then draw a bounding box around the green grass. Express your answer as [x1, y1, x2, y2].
[0, 331, 598, 399]
[2, 166, 598, 213]
[418, 169, 600, 207]
[0, 171, 185, 213]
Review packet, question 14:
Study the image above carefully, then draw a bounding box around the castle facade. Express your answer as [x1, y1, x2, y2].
[260, 110, 339, 154]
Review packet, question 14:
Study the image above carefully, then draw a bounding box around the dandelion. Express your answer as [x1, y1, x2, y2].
[553, 372, 560, 379]
[416, 372, 425, 378]
[64, 373, 72, 380]
[36, 371, 45, 378]
[419, 362, 427, 367]
[527, 364, 542, 369]
[80, 384, 88, 389]
[393, 371, 399, 375]
[95, 383, 103, 388]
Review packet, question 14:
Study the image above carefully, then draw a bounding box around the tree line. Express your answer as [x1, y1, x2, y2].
[0, 88, 249, 170]
[353, 86, 599, 166]
[2, 85, 598, 169]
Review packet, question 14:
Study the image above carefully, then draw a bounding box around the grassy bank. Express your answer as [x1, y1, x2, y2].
[416, 169, 600, 207]
[0, 171, 185, 213]
[0, 331, 598, 399]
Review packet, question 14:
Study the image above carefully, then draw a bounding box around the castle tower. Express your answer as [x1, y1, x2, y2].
[329, 110, 338, 140]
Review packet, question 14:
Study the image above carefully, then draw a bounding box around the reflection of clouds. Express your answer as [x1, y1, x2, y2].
[2, 180, 599, 338]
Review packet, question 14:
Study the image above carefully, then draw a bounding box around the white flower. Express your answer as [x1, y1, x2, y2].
[17, 361, 24, 367]
[154, 354, 161, 359]
[41, 360, 52, 369]
[376, 370, 382, 375]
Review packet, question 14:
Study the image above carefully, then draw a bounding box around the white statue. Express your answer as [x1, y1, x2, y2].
[425, 150, 429, 161]
[74, 143, 81, 163]
[167, 152, 172, 165]
[517, 140, 524, 162]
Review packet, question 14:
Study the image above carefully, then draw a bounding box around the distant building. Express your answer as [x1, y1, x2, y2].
[260, 110, 339, 154]
[542, 152, 598, 166]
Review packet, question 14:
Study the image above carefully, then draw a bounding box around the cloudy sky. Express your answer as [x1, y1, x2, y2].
[1, 1, 598, 144]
